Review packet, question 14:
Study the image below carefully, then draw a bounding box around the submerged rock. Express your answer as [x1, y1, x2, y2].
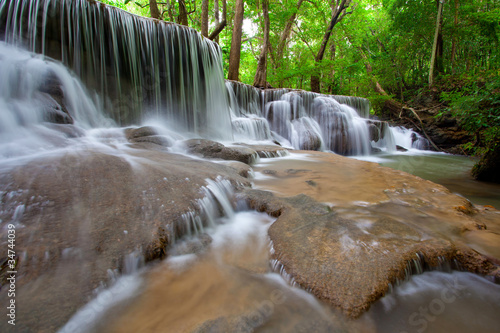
[233, 143, 290, 158]
[183, 139, 258, 164]
[248, 151, 500, 318]
[38, 74, 74, 125]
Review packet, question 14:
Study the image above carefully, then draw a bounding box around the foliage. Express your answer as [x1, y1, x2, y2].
[440, 72, 500, 155]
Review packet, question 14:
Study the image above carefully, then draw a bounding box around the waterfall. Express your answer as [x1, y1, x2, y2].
[226, 81, 380, 155]
[0, 0, 233, 140]
[0, 0, 424, 156]
[390, 126, 430, 150]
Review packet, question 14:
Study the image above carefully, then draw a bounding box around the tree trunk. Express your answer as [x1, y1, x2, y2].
[209, 0, 227, 41]
[201, 0, 210, 37]
[228, 0, 244, 81]
[436, 0, 444, 74]
[311, 0, 352, 93]
[214, 0, 220, 43]
[275, 0, 305, 66]
[451, 0, 459, 73]
[429, 0, 444, 87]
[149, 0, 161, 19]
[327, 42, 336, 94]
[253, 0, 270, 88]
[178, 0, 189, 26]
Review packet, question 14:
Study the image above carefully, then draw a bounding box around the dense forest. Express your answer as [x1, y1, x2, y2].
[101, 0, 499, 180]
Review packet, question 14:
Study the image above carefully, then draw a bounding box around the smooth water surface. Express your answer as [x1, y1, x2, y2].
[367, 152, 500, 208]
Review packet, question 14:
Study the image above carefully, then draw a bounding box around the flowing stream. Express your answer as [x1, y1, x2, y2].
[0, 1, 499, 332]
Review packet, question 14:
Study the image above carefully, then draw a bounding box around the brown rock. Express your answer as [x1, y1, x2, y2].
[124, 126, 160, 140]
[233, 143, 289, 158]
[183, 139, 258, 165]
[247, 151, 500, 318]
[0, 147, 249, 332]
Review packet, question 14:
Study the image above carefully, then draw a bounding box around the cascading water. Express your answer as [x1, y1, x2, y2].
[0, 0, 429, 156]
[0, 0, 233, 140]
[390, 126, 430, 150]
[225, 81, 383, 155]
[0, 41, 114, 159]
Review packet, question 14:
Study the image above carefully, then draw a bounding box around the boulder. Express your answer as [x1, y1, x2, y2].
[131, 135, 173, 147]
[124, 126, 179, 148]
[368, 124, 380, 142]
[396, 145, 408, 152]
[183, 139, 258, 165]
[124, 126, 160, 140]
[472, 145, 500, 183]
[292, 118, 323, 151]
[0, 147, 249, 332]
[247, 151, 500, 318]
[233, 143, 289, 158]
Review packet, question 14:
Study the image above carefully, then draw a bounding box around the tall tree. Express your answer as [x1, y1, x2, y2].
[228, 0, 245, 81]
[274, 0, 305, 67]
[311, 0, 353, 93]
[178, 0, 189, 26]
[253, 0, 271, 88]
[429, 0, 444, 86]
[450, 0, 459, 73]
[201, 0, 210, 37]
[149, 0, 161, 19]
[209, 0, 227, 41]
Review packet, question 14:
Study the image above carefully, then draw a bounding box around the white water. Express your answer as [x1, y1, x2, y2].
[226, 81, 386, 155]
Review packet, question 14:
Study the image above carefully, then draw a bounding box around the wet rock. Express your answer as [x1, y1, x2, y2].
[247, 151, 500, 318]
[219, 161, 254, 178]
[37, 73, 74, 125]
[368, 124, 380, 142]
[246, 189, 499, 318]
[472, 145, 500, 183]
[131, 135, 174, 147]
[124, 126, 160, 140]
[292, 118, 323, 151]
[36, 91, 73, 125]
[43, 123, 86, 138]
[220, 146, 258, 164]
[0, 147, 249, 332]
[233, 143, 289, 158]
[183, 139, 258, 165]
[396, 145, 408, 152]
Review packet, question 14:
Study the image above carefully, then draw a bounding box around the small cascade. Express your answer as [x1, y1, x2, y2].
[0, 0, 233, 140]
[390, 126, 430, 150]
[174, 176, 237, 243]
[0, 41, 113, 159]
[370, 121, 397, 152]
[226, 81, 374, 155]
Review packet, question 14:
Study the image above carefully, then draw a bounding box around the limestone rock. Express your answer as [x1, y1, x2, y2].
[233, 143, 289, 158]
[183, 139, 258, 165]
[125, 126, 160, 140]
[124, 126, 178, 148]
[247, 151, 500, 318]
[0, 147, 249, 332]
